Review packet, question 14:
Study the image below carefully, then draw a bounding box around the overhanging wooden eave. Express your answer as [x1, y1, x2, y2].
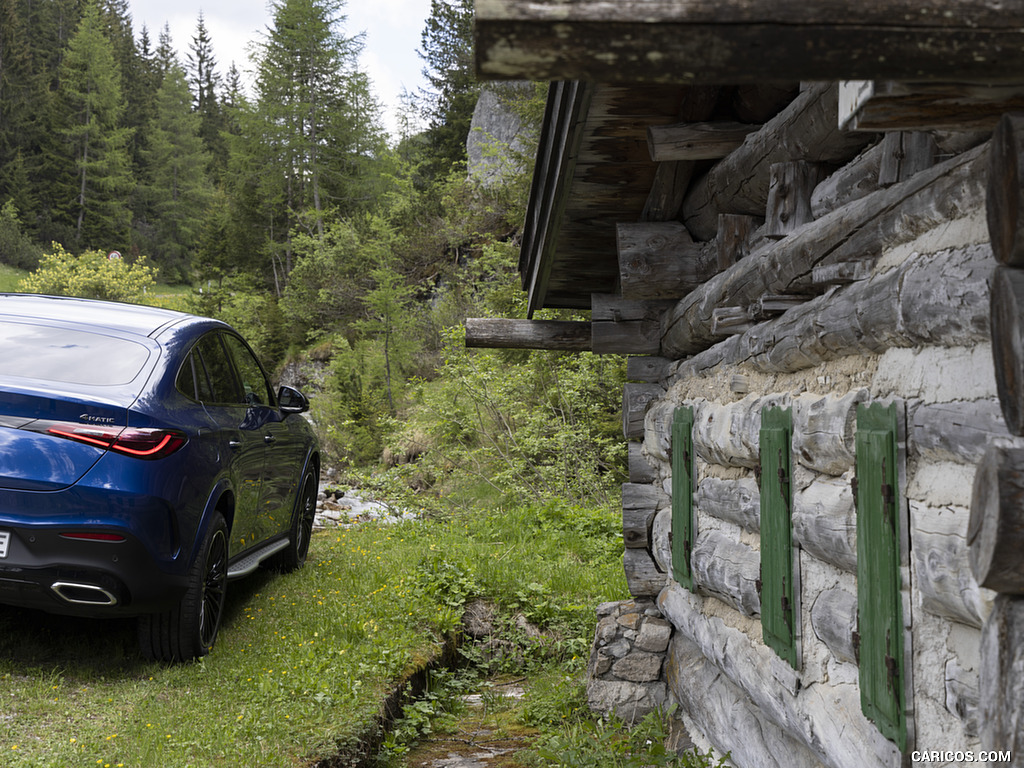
[476, 0, 1024, 85]
[520, 81, 593, 318]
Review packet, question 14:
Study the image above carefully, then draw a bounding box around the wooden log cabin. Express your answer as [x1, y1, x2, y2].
[467, 1, 1024, 766]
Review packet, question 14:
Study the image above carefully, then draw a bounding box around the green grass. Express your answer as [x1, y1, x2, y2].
[0, 263, 28, 292]
[0, 498, 628, 767]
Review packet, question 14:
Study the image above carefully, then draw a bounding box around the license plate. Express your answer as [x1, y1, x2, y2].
[0, 531, 8, 558]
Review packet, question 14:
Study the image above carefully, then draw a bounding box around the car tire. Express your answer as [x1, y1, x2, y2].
[138, 511, 229, 662]
[268, 469, 318, 573]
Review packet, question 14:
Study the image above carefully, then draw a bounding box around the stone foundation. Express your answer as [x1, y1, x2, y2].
[587, 598, 672, 724]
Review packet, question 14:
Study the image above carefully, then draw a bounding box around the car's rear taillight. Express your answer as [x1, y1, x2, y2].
[44, 424, 187, 460]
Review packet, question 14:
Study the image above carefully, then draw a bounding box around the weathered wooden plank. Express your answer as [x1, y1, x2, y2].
[876, 131, 938, 187]
[667, 634, 824, 768]
[623, 547, 666, 598]
[695, 476, 760, 533]
[989, 114, 1024, 268]
[670, 243, 993, 377]
[841, 80, 1024, 132]
[623, 383, 664, 440]
[812, 260, 872, 287]
[591, 320, 660, 355]
[732, 83, 800, 123]
[810, 587, 859, 664]
[626, 356, 672, 383]
[910, 399, 1009, 465]
[764, 161, 827, 239]
[647, 121, 759, 162]
[476, 1, 1024, 85]
[617, 222, 718, 300]
[969, 444, 1024, 594]
[793, 477, 857, 574]
[945, 658, 980, 738]
[810, 140, 884, 219]
[693, 395, 787, 470]
[628, 442, 657, 483]
[717, 214, 762, 270]
[980, 595, 1024, 761]
[792, 390, 866, 476]
[663, 140, 989, 358]
[642, 86, 722, 222]
[690, 530, 761, 617]
[991, 267, 1024, 435]
[591, 294, 674, 322]
[912, 501, 991, 628]
[464, 318, 591, 350]
[622, 482, 668, 549]
[682, 83, 873, 241]
[660, 583, 904, 768]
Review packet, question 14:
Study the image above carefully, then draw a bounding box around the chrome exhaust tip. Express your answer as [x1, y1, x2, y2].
[51, 581, 118, 606]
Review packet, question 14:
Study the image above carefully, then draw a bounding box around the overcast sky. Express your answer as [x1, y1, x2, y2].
[128, 0, 433, 137]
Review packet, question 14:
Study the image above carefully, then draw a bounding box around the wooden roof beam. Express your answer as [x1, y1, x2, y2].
[476, 0, 1024, 84]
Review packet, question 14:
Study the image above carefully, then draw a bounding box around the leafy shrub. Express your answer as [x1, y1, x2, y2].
[0, 200, 42, 270]
[19, 243, 156, 301]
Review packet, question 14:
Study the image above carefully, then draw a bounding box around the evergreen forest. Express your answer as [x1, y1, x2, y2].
[0, 0, 627, 504]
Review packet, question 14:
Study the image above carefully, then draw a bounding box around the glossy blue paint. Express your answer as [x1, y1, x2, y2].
[0, 294, 319, 620]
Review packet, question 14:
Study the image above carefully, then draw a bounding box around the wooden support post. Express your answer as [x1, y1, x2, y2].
[877, 131, 938, 187]
[991, 267, 1024, 435]
[717, 214, 762, 270]
[765, 161, 827, 239]
[617, 222, 718, 300]
[988, 114, 1024, 267]
[465, 318, 592, 350]
[682, 83, 873, 241]
[647, 121, 759, 162]
[624, 548, 666, 598]
[969, 444, 1024, 594]
[642, 85, 721, 222]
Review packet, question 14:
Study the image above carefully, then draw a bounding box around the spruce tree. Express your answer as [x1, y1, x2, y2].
[186, 12, 226, 172]
[138, 64, 212, 281]
[51, 0, 135, 249]
[418, 0, 478, 175]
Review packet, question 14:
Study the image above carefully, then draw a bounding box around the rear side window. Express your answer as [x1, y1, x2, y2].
[0, 320, 150, 386]
[222, 334, 274, 407]
[193, 334, 242, 405]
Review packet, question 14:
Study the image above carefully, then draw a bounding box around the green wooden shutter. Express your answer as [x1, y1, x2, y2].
[855, 402, 907, 751]
[671, 406, 695, 590]
[760, 406, 797, 668]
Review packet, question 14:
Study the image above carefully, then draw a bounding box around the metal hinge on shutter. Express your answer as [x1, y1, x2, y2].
[852, 629, 861, 663]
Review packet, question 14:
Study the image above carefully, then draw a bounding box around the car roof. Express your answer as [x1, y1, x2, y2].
[0, 293, 196, 337]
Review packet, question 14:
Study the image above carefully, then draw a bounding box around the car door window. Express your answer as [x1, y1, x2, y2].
[194, 334, 242, 405]
[222, 334, 274, 407]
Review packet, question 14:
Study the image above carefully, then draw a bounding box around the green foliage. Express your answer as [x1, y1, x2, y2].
[186, 273, 287, 362]
[0, 200, 42, 270]
[410, 326, 627, 505]
[527, 710, 730, 768]
[19, 243, 157, 301]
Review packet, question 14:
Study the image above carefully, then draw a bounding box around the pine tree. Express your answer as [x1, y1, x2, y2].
[50, 0, 135, 249]
[138, 64, 213, 281]
[418, 0, 479, 175]
[251, 0, 385, 273]
[186, 12, 226, 171]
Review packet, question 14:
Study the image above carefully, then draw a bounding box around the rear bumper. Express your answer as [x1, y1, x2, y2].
[0, 527, 189, 617]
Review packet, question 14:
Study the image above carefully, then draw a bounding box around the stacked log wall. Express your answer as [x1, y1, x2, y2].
[626, 134, 999, 768]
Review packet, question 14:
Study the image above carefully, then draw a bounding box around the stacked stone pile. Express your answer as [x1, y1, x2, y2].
[587, 598, 673, 724]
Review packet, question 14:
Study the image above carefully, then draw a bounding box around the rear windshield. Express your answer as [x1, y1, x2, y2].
[0, 321, 151, 386]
